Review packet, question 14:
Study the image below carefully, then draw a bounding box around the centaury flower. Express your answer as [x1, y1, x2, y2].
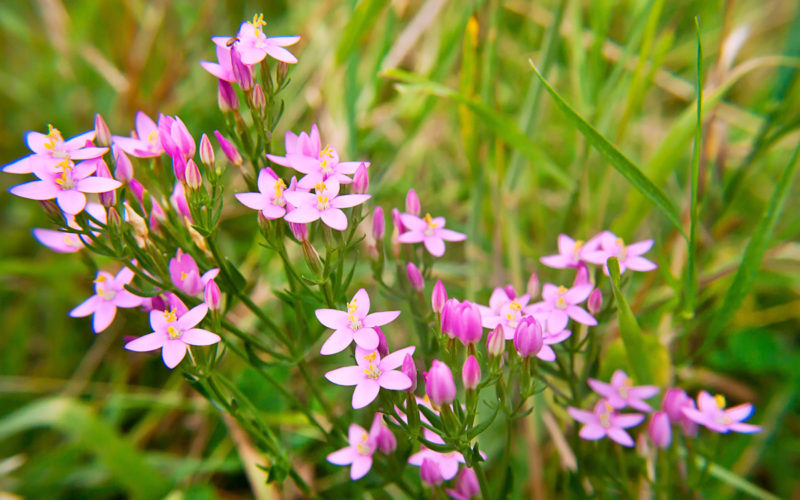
[588, 370, 660, 412]
[230, 13, 300, 65]
[234, 167, 289, 219]
[682, 391, 761, 434]
[112, 111, 164, 158]
[70, 267, 143, 333]
[528, 283, 596, 333]
[3, 124, 106, 174]
[582, 231, 657, 275]
[169, 249, 220, 296]
[326, 418, 382, 480]
[315, 288, 401, 354]
[284, 178, 370, 231]
[324, 346, 415, 409]
[398, 213, 467, 257]
[567, 400, 645, 447]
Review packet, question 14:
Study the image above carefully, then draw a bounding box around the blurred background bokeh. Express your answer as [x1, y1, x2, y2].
[1, 0, 799, 498]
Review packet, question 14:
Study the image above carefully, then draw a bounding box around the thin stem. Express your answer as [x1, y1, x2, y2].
[472, 459, 491, 500]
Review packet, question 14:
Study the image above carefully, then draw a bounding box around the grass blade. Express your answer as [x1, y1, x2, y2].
[336, 0, 389, 64]
[529, 60, 685, 237]
[684, 18, 703, 318]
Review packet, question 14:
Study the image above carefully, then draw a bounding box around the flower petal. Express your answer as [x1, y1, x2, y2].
[76, 176, 122, 193]
[325, 366, 363, 386]
[363, 310, 401, 327]
[9, 180, 59, 200]
[235, 192, 266, 210]
[315, 309, 350, 329]
[352, 380, 380, 409]
[353, 328, 379, 350]
[332, 194, 370, 209]
[57, 189, 87, 215]
[378, 371, 411, 391]
[579, 424, 607, 440]
[125, 332, 165, 352]
[178, 304, 208, 330]
[92, 301, 117, 333]
[424, 236, 446, 257]
[438, 229, 466, 242]
[320, 329, 354, 355]
[181, 328, 221, 346]
[380, 346, 416, 370]
[567, 407, 596, 424]
[327, 447, 356, 465]
[349, 455, 373, 480]
[320, 208, 348, 230]
[161, 340, 187, 368]
[70, 295, 99, 317]
[607, 428, 635, 447]
[397, 231, 424, 243]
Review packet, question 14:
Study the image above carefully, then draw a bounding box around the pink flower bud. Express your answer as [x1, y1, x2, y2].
[94, 113, 111, 147]
[447, 468, 480, 500]
[462, 355, 481, 390]
[527, 272, 540, 298]
[514, 316, 543, 358]
[129, 179, 145, 204]
[185, 159, 202, 190]
[440, 298, 460, 339]
[218, 79, 239, 112]
[662, 388, 691, 422]
[113, 146, 133, 184]
[504, 285, 517, 300]
[573, 262, 590, 287]
[372, 206, 385, 241]
[486, 325, 505, 357]
[95, 159, 116, 207]
[425, 360, 456, 407]
[420, 458, 443, 486]
[353, 162, 369, 194]
[588, 288, 603, 315]
[204, 279, 221, 310]
[252, 83, 266, 116]
[172, 117, 195, 159]
[376, 426, 397, 454]
[456, 301, 483, 346]
[648, 411, 671, 448]
[231, 47, 253, 91]
[391, 208, 405, 233]
[375, 327, 388, 358]
[172, 154, 187, 183]
[406, 262, 424, 291]
[214, 131, 242, 167]
[158, 115, 179, 158]
[289, 222, 308, 241]
[405, 188, 420, 216]
[431, 280, 447, 314]
[199, 133, 215, 169]
[402, 354, 417, 392]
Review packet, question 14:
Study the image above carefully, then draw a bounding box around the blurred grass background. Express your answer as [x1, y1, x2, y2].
[1, 0, 799, 498]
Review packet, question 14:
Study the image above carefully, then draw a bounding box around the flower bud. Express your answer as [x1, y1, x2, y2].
[289, 221, 308, 242]
[573, 262, 590, 287]
[187, 224, 208, 252]
[204, 279, 221, 310]
[440, 298, 460, 339]
[431, 280, 447, 314]
[406, 262, 424, 291]
[172, 154, 187, 183]
[456, 301, 483, 346]
[302, 239, 323, 275]
[504, 285, 517, 300]
[401, 354, 417, 393]
[391, 208, 405, 233]
[588, 288, 603, 315]
[113, 146, 133, 184]
[390, 227, 401, 258]
[94, 113, 111, 147]
[106, 206, 122, 229]
[448, 468, 480, 500]
[185, 159, 202, 190]
[372, 206, 385, 241]
[353, 162, 369, 194]
[526, 272, 540, 298]
[648, 411, 671, 449]
[486, 325, 505, 357]
[158, 115, 179, 158]
[375, 327, 388, 358]
[462, 355, 481, 390]
[276, 61, 290, 86]
[405, 188, 420, 215]
[199, 133, 215, 170]
[514, 316, 543, 358]
[129, 179, 145, 204]
[663, 388, 690, 422]
[171, 183, 192, 221]
[252, 83, 266, 117]
[218, 79, 239, 112]
[172, 117, 195, 159]
[420, 458, 443, 486]
[376, 425, 397, 454]
[425, 360, 456, 407]
[230, 47, 253, 91]
[124, 201, 148, 246]
[95, 159, 116, 207]
[214, 131, 243, 167]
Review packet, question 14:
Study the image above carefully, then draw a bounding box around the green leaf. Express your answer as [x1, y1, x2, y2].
[382, 68, 573, 188]
[698, 142, 800, 357]
[336, 0, 389, 64]
[0, 397, 171, 499]
[529, 60, 685, 236]
[692, 455, 781, 500]
[684, 18, 703, 318]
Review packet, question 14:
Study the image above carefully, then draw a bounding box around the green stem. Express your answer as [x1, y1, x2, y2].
[472, 459, 491, 500]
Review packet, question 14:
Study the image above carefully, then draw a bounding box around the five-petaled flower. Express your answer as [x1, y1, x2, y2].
[529, 283, 596, 333]
[284, 178, 370, 231]
[112, 111, 165, 158]
[315, 288, 401, 355]
[325, 346, 415, 409]
[567, 400, 645, 447]
[169, 249, 220, 296]
[682, 391, 761, 434]
[235, 167, 291, 219]
[588, 370, 660, 412]
[3, 124, 106, 175]
[124, 301, 221, 369]
[228, 13, 300, 65]
[582, 231, 657, 275]
[398, 213, 467, 257]
[70, 267, 144, 333]
[326, 415, 383, 480]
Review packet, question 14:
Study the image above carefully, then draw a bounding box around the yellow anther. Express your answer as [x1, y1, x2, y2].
[44, 124, 64, 149]
[616, 238, 625, 247]
[361, 432, 368, 442]
[714, 394, 726, 409]
[147, 130, 159, 143]
[509, 301, 521, 311]
[347, 298, 358, 312]
[573, 240, 585, 253]
[251, 13, 267, 30]
[556, 297, 567, 309]
[363, 351, 377, 362]
[163, 308, 177, 323]
[167, 326, 181, 339]
[180, 271, 187, 281]
[423, 213, 437, 228]
[273, 178, 286, 199]
[557, 285, 568, 295]
[94, 275, 107, 283]
[320, 144, 335, 158]
[313, 182, 327, 193]
[604, 401, 613, 412]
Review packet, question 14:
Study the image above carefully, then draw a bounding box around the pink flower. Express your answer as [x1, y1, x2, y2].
[480, 289, 532, 333]
[3, 125, 106, 175]
[201, 42, 236, 82]
[446, 467, 480, 500]
[513, 317, 543, 358]
[567, 400, 645, 447]
[326, 415, 383, 480]
[420, 458, 444, 486]
[662, 388, 698, 436]
[528, 283, 597, 333]
[284, 178, 370, 231]
[70, 267, 143, 333]
[231, 14, 300, 65]
[169, 249, 220, 296]
[398, 213, 467, 257]
[540, 234, 595, 269]
[9, 158, 121, 215]
[425, 360, 456, 407]
[32, 202, 106, 253]
[112, 111, 164, 158]
[648, 411, 671, 448]
[235, 167, 289, 219]
[170, 182, 193, 222]
[588, 370, 659, 412]
[582, 231, 657, 275]
[315, 288, 400, 354]
[325, 346, 415, 409]
[409, 430, 465, 481]
[124, 301, 221, 369]
[682, 391, 761, 434]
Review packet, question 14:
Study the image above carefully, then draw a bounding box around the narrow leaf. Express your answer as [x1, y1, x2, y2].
[336, 0, 388, 63]
[684, 18, 703, 317]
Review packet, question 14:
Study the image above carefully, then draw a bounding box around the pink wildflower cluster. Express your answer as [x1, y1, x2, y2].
[541, 231, 657, 275]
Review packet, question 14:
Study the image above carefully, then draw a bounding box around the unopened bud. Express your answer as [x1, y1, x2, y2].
[405, 188, 420, 216]
[588, 288, 603, 315]
[252, 83, 266, 118]
[302, 239, 323, 275]
[94, 113, 111, 147]
[487, 325, 506, 357]
[431, 280, 447, 314]
[124, 202, 149, 246]
[527, 272, 540, 298]
[391, 208, 405, 233]
[401, 354, 417, 392]
[187, 224, 209, 253]
[204, 279, 221, 310]
[462, 355, 481, 390]
[218, 79, 239, 112]
[573, 262, 590, 287]
[113, 147, 133, 184]
[230, 47, 253, 91]
[172, 154, 187, 183]
[289, 222, 308, 241]
[214, 131, 243, 167]
[375, 327, 388, 358]
[199, 133, 215, 170]
[406, 262, 424, 291]
[376, 425, 397, 454]
[129, 179, 145, 204]
[514, 317, 543, 358]
[276, 61, 290, 87]
[39, 200, 61, 220]
[106, 206, 122, 229]
[372, 206, 385, 240]
[420, 458, 443, 486]
[353, 162, 369, 194]
[95, 159, 116, 207]
[648, 411, 672, 449]
[185, 159, 202, 190]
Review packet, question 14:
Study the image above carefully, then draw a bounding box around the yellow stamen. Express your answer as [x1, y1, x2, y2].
[423, 213, 437, 228]
[363, 351, 377, 362]
[273, 178, 286, 200]
[44, 124, 64, 150]
[147, 130, 159, 143]
[167, 326, 181, 339]
[251, 13, 267, 30]
[714, 394, 726, 409]
[347, 298, 358, 313]
[163, 308, 177, 323]
[509, 301, 521, 311]
[557, 285, 568, 295]
[320, 144, 335, 158]
[313, 182, 327, 193]
[180, 271, 187, 281]
[573, 240, 585, 254]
